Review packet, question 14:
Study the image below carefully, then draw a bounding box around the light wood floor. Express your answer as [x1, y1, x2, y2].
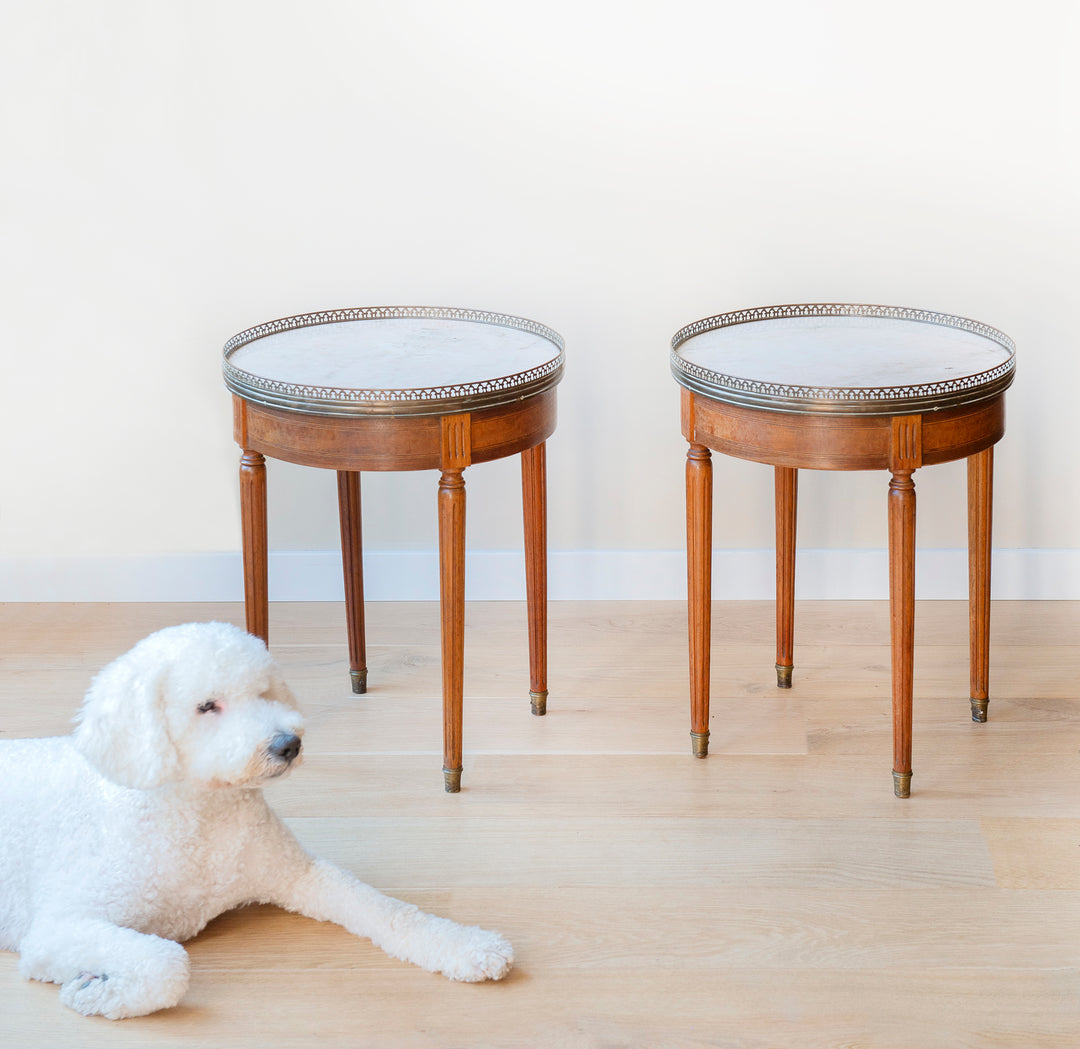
[1, 600, 1078, 1047]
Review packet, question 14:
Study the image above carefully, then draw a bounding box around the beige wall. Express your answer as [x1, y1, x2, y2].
[2, 1, 1077, 596]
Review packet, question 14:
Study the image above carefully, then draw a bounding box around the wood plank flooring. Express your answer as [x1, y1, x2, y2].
[1, 600, 1078, 1047]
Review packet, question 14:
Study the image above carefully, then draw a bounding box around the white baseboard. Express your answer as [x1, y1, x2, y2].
[2, 548, 1079, 602]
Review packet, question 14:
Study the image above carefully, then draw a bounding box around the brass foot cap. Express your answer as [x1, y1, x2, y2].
[893, 770, 912, 798]
[530, 690, 548, 717]
[691, 731, 710, 758]
[970, 698, 989, 723]
[443, 767, 462, 793]
[775, 664, 793, 689]
[350, 669, 368, 695]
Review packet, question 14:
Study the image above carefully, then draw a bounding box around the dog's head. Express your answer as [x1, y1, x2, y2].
[73, 622, 305, 790]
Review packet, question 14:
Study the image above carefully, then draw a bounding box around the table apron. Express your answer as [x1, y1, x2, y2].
[682, 392, 1005, 471]
[233, 389, 557, 471]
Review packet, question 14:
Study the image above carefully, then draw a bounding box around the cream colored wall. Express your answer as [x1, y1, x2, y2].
[2, 1, 1077, 594]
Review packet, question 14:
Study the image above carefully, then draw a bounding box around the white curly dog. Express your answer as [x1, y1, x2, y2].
[0, 622, 512, 1019]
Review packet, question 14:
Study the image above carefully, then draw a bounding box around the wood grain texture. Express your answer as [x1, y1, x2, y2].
[888, 468, 916, 790]
[232, 391, 556, 472]
[3, 964, 1076, 1049]
[437, 468, 466, 787]
[239, 449, 269, 643]
[683, 387, 1006, 798]
[686, 395, 1005, 472]
[685, 443, 712, 751]
[520, 442, 548, 704]
[233, 383, 553, 786]
[774, 465, 797, 684]
[336, 470, 367, 691]
[1, 601, 1077, 1046]
[6, 599, 1078, 655]
[969, 447, 994, 714]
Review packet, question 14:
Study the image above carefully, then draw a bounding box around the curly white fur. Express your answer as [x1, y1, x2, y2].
[0, 622, 512, 1019]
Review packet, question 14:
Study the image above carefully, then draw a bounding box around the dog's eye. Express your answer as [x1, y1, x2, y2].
[196, 700, 220, 714]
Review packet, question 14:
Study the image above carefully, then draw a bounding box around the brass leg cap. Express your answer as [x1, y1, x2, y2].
[775, 664, 793, 689]
[530, 690, 548, 717]
[893, 770, 912, 798]
[691, 731, 710, 758]
[350, 669, 368, 695]
[443, 767, 462, 793]
[970, 697, 989, 723]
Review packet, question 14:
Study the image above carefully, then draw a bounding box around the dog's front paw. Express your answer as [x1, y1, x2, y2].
[57, 945, 190, 1019]
[433, 921, 514, 983]
[60, 971, 122, 1019]
[378, 904, 513, 982]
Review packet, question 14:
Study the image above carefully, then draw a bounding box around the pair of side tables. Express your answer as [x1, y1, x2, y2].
[223, 303, 1016, 797]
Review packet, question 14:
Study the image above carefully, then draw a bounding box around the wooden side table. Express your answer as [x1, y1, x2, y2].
[671, 304, 1015, 796]
[224, 306, 565, 792]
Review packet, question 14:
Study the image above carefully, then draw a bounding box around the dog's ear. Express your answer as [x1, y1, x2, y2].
[73, 644, 180, 789]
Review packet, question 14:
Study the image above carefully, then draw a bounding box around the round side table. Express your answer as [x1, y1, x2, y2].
[224, 306, 565, 792]
[671, 303, 1015, 797]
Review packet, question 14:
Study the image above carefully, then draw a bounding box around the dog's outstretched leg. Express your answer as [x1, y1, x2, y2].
[18, 918, 190, 1019]
[278, 858, 513, 982]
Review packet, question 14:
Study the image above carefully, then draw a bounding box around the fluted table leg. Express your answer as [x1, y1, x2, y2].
[240, 450, 269, 645]
[438, 468, 466, 792]
[686, 443, 713, 757]
[337, 471, 368, 695]
[521, 443, 548, 716]
[968, 448, 994, 722]
[888, 469, 917, 797]
[775, 466, 798, 689]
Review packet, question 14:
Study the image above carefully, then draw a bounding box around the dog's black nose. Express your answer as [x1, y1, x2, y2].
[269, 733, 302, 762]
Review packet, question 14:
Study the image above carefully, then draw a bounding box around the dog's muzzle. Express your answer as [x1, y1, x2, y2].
[269, 733, 302, 763]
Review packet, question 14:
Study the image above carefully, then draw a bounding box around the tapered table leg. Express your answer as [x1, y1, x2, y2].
[240, 450, 269, 645]
[888, 469, 917, 797]
[337, 471, 368, 695]
[968, 448, 993, 722]
[438, 468, 467, 792]
[521, 443, 548, 716]
[686, 444, 713, 757]
[775, 466, 798, 689]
